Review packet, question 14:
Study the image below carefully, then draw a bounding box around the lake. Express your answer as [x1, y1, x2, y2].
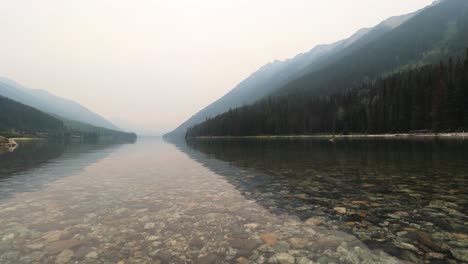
[0, 137, 467, 264]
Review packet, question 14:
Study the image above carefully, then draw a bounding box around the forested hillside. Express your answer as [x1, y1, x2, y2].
[0, 95, 64, 134]
[187, 51, 468, 137]
[170, 1, 468, 138]
[165, 8, 418, 138]
[0, 77, 119, 130]
[0, 95, 136, 141]
[275, 0, 468, 98]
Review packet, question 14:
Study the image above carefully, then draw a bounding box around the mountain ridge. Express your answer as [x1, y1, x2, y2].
[0, 77, 119, 131]
[165, 2, 431, 138]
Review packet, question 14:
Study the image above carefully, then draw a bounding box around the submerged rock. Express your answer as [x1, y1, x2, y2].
[450, 248, 468, 262]
[55, 249, 74, 264]
[333, 207, 347, 214]
[268, 253, 295, 264]
[260, 232, 279, 246]
[45, 239, 82, 255]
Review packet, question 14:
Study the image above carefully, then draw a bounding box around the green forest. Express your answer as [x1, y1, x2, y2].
[0, 95, 64, 134]
[187, 51, 468, 137]
[0, 95, 136, 141]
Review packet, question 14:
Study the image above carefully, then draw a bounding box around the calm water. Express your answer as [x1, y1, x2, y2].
[0, 138, 467, 264]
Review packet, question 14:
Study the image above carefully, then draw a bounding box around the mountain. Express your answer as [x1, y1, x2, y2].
[175, 0, 468, 137]
[0, 94, 137, 142]
[0, 77, 119, 130]
[274, 0, 468, 98]
[0, 95, 64, 134]
[187, 52, 468, 136]
[165, 6, 423, 138]
[62, 119, 137, 142]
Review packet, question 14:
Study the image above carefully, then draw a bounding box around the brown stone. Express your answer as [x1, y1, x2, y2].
[356, 211, 367, 218]
[417, 231, 442, 251]
[260, 232, 279, 246]
[402, 227, 418, 232]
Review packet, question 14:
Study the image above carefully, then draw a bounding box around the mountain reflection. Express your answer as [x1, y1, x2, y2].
[172, 137, 468, 263]
[0, 140, 129, 200]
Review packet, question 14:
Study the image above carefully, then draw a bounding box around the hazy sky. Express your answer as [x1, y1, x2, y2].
[0, 0, 434, 134]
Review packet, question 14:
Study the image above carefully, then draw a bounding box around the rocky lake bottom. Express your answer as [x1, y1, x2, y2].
[0, 138, 466, 264]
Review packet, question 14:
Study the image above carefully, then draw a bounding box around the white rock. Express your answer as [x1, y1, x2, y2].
[144, 222, 156, 229]
[269, 253, 295, 264]
[85, 251, 98, 259]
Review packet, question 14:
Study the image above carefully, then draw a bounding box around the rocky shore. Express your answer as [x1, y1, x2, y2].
[0, 136, 17, 152]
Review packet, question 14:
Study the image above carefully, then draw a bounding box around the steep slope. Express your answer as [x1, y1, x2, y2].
[277, 0, 468, 97]
[187, 52, 468, 136]
[0, 95, 64, 133]
[0, 94, 136, 141]
[0, 78, 119, 130]
[165, 7, 420, 138]
[186, 0, 468, 137]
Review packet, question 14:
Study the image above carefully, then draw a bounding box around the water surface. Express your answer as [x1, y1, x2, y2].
[0, 137, 466, 263]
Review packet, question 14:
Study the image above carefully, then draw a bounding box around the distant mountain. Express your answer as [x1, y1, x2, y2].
[165, 5, 420, 138]
[62, 119, 137, 142]
[0, 94, 136, 142]
[0, 78, 119, 130]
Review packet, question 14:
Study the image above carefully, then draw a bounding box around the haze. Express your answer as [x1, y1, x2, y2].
[0, 0, 434, 134]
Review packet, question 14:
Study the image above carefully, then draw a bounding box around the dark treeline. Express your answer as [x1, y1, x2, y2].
[0, 95, 137, 142]
[0, 95, 64, 133]
[188, 51, 468, 137]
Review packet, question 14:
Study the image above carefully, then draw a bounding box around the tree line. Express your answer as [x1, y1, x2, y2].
[187, 50, 468, 137]
[0, 95, 136, 142]
[0, 95, 64, 133]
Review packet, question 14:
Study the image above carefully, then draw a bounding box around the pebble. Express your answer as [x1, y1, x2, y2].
[260, 232, 279, 246]
[85, 250, 98, 259]
[333, 207, 347, 214]
[144, 222, 156, 230]
[394, 241, 418, 252]
[45, 239, 82, 255]
[55, 249, 74, 264]
[237, 256, 249, 264]
[288, 238, 308, 249]
[269, 253, 295, 264]
[305, 217, 323, 226]
[450, 248, 468, 262]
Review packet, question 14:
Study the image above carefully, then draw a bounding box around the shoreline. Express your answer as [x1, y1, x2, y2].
[191, 132, 468, 140]
[10, 137, 43, 141]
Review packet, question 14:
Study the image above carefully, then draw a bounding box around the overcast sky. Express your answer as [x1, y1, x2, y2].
[0, 0, 434, 134]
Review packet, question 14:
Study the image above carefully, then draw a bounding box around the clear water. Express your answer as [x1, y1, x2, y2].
[0, 137, 467, 264]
